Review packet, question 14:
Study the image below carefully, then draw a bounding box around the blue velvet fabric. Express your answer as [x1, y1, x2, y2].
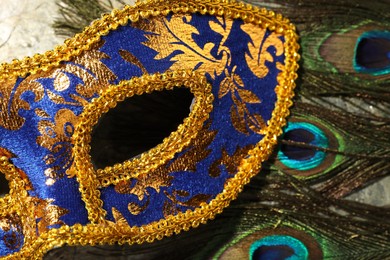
[0, 13, 284, 230]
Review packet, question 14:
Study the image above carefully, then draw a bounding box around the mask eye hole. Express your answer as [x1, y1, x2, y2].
[90, 87, 194, 169]
[73, 72, 214, 187]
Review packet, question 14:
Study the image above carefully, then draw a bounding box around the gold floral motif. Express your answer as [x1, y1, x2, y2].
[209, 145, 255, 177]
[28, 197, 68, 235]
[136, 15, 231, 78]
[128, 199, 150, 216]
[163, 190, 212, 218]
[0, 214, 23, 251]
[0, 153, 69, 257]
[119, 49, 148, 73]
[34, 108, 50, 118]
[0, 75, 44, 130]
[219, 66, 267, 135]
[166, 124, 217, 173]
[241, 23, 284, 79]
[111, 207, 129, 226]
[53, 71, 71, 92]
[115, 170, 173, 201]
[37, 109, 78, 185]
[51, 42, 117, 104]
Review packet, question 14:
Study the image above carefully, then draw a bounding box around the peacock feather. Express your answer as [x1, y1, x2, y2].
[272, 102, 390, 199]
[0, 0, 389, 259]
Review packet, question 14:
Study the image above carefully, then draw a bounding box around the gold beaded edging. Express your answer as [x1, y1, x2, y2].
[0, 0, 299, 258]
[0, 0, 295, 82]
[72, 70, 214, 224]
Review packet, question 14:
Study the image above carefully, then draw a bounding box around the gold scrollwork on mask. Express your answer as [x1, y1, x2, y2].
[241, 23, 285, 79]
[135, 15, 232, 79]
[0, 76, 44, 131]
[219, 66, 268, 135]
[37, 109, 78, 185]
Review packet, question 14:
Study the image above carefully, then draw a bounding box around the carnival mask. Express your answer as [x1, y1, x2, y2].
[0, 0, 298, 258]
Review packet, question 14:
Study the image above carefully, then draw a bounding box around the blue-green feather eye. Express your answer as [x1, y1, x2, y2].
[354, 30, 390, 75]
[249, 235, 309, 260]
[274, 118, 340, 180]
[277, 122, 328, 171]
[215, 227, 323, 260]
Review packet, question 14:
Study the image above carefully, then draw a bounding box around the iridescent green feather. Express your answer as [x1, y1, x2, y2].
[271, 103, 390, 198]
[246, 0, 390, 106]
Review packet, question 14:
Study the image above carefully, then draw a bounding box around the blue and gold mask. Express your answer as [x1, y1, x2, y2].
[0, 0, 299, 258]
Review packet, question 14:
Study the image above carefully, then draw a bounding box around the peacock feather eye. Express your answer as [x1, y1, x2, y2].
[275, 118, 340, 180]
[215, 227, 323, 260]
[354, 30, 390, 75]
[278, 122, 328, 170]
[249, 235, 309, 260]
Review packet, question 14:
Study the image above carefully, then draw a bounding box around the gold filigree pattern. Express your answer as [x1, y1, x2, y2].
[163, 190, 212, 218]
[166, 124, 217, 173]
[241, 23, 285, 79]
[210, 145, 255, 177]
[128, 198, 150, 216]
[119, 49, 148, 73]
[50, 42, 117, 104]
[37, 109, 78, 185]
[0, 152, 69, 258]
[29, 197, 68, 235]
[219, 66, 267, 135]
[136, 15, 231, 78]
[0, 76, 44, 130]
[115, 171, 173, 201]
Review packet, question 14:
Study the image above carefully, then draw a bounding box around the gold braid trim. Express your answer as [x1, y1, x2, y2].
[0, 0, 297, 82]
[0, 0, 299, 258]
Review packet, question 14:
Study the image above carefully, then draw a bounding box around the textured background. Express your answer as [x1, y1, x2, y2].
[0, 0, 60, 62]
